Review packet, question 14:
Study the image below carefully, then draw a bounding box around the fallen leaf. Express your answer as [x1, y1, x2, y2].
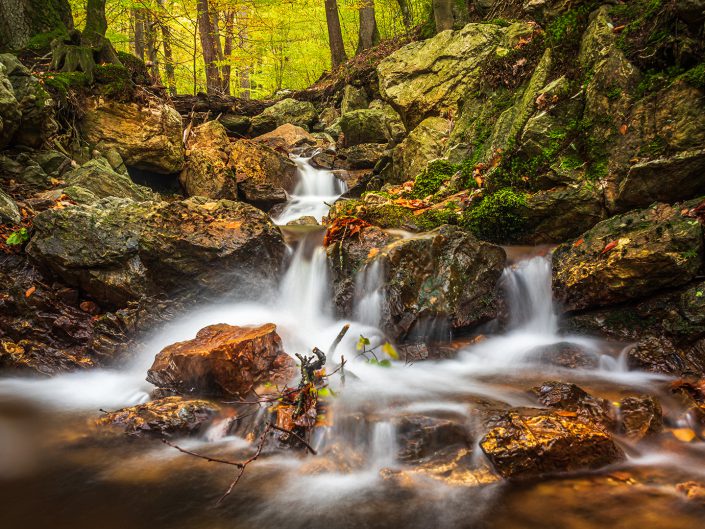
[367, 247, 379, 259]
[601, 240, 618, 254]
[80, 301, 99, 314]
[672, 428, 697, 443]
[573, 238, 585, 247]
[25, 286, 36, 298]
[555, 410, 578, 417]
[612, 24, 626, 33]
[619, 124, 628, 135]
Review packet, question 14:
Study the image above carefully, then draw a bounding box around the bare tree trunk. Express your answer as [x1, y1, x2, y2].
[144, 10, 160, 81]
[132, 8, 145, 60]
[395, 0, 412, 29]
[324, 0, 347, 70]
[432, 0, 454, 32]
[210, 7, 229, 95]
[237, 5, 250, 100]
[157, 0, 177, 95]
[222, 8, 235, 97]
[356, 0, 379, 55]
[196, 0, 223, 95]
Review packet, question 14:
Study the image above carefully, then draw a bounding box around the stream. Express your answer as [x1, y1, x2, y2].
[1, 154, 704, 529]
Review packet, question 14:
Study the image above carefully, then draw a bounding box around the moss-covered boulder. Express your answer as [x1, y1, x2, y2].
[338, 108, 391, 147]
[180, 120, 236, 199]
[250, 98, 317, 135]
[368, 225, 506, 340]
[389, 116, 450, 184]
[553, 202, 704, 312]
[60, 157, 156, 204]
[0, 61, 20, 148]
[79, 96, 184, 174]
[377, 21, 535, 129]
[341, 84, 368, 115]
[27, 197, 286, 306]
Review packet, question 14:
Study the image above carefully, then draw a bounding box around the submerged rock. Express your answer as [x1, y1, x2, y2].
[27, 197, 286, 306]
[480, 409, 623, 478]
[79, 96, 184, 174]
[618, 395, 662, 441]
[553, 203, 704, 312]
[531, 381, 616, 430]
[369, 225, 506, 340]
[147, 323, 296, 397]
[395, 415, 470, 463]
[95, 396, 219, 436]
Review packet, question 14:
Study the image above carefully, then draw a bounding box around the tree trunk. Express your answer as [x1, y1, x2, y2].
[324, 0, 347, 70]
[197, 0, 223, 95]
[432, 0, 454, 32]
[0, 0, 74, 50]
[395, 0, 412, 29]
[236, 5, 250, 100]
[157, 0, 177, 95]
[144, 10, 160, 81]
[222, 9, 235, 97]
[84, 0, 108, 41]
[132, 8, 145, 60]
[210, 7, 229, 95]
[356, 0, 379, 55]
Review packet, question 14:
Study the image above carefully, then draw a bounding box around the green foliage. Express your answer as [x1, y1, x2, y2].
[26, 28, 67, 53]
[415, 203, 460, 231]
[461, 188, 528, 243]
[410, 160, 458, 198]
[5, 228, 29, 246]
[116, 51, 150, 84]
[681, 64, 705, 89]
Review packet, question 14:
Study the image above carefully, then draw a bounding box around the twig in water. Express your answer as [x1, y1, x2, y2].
[269, 424, 318, 455]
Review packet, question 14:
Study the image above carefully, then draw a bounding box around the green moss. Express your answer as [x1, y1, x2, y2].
[366, 204, 416, 229]
[116, 51, 150, 85]
[461, 188, 528, 243]
[94, 64, 133, 98]
[42, 71, 89, 98]
[681, 64, 705, 89]
[415, 204, 460, 231]
[26, 29, 67, 53]
[411, 160, 459, 199]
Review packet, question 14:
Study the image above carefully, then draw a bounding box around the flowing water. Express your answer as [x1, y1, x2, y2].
[1, 158, 704, 529]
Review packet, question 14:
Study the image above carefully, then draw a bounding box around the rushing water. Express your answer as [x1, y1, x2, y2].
[0, 157, 704, 529]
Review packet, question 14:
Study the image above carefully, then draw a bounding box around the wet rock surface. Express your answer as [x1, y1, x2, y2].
[147, 323, 296, 397]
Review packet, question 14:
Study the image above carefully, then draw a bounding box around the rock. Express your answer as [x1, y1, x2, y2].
[229, 139, 297, 209]
[95, 396, 219, 436]
[79, 96, 185, 174]
[341, 85, 368, 115]
[250, 98, 317, 135]
[480, 409, 623, 479]
[254, 123, 318, 153]
[334, 143, 387, 170]
[676, 0, 705, 24]
[62, 158, 156, 203]
[310, 149, 335, 169]
[625, 336, 705, 377]
[219, 114, 251, 135]
[147, 323, 296, 397]
[0, 54, 56, 148]
[526, 342, 599, 369]
[369, 225, 506, 340]
[389, 117, 450, 184]
[531, 381, 616, 429]
[552, 203, 704, 312]
[27, 197, 286, 306]
[377, 21, 534, 128]
[395, 415, 470, 463]
[179, 120, 237, 199]
[520, 185, 605, 244]
[338, 109, 391, 147]
[618, 395, 662, 441]
[368, 99, 406, 143]
[0, 188, 20, 225]
[0, 61, 20, 148]
[32, 150, 72, 178]
[286, 216, 318, 226]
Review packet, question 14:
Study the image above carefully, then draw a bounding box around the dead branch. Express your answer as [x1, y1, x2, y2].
[270, 424, 318, 455]
[161, 438, 244, 467]
[327, 323, 350, 356]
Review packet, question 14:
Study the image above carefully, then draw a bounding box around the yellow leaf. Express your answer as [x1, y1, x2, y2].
[672, 428, 696, 442]
[381, 342, 399, 360]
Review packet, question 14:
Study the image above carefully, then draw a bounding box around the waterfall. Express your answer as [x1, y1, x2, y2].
[279, 242, 332, 323]
[353, 260, 385, 328]
[502, 256, 558, 335]
[369, 421, 397, 469]
[274, 155, 347, 225]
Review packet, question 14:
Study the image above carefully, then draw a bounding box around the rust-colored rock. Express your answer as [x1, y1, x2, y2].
[480, 409, 623, 479]
[147, 323, 296, 397]
[255, 124, 318, 153]
[95, 396, 219, 436]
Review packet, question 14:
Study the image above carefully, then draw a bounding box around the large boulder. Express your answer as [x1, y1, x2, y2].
[147, 323, 296, 397]
[338, 109, 391, 147]
[368, 225, 506, 340]
[0, 188, 20, 225]
[79, 96, 184, 174]
[341, 85, 368, 115]
[95, 396, 219, 437]
[480, 409, 623, 479]
[27, 197, 286, 306]
[254, 123, 318, 153]
[61, 158, 157, 204]
[377, 21, 535, 129]
[389, 117, 450, 184]
[553, 202, 704, 312]
[0, 61, 20, 148]
[228, 139, 298, 210]
[250, 98, 317, 135]
[179, 120, 237, 199]
[0, 54, 56, 148]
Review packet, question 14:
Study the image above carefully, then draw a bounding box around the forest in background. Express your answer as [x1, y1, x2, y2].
[65, 0, 432, 99]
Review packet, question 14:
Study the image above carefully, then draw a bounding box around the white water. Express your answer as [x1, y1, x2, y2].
[274, 154, 347, 225]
